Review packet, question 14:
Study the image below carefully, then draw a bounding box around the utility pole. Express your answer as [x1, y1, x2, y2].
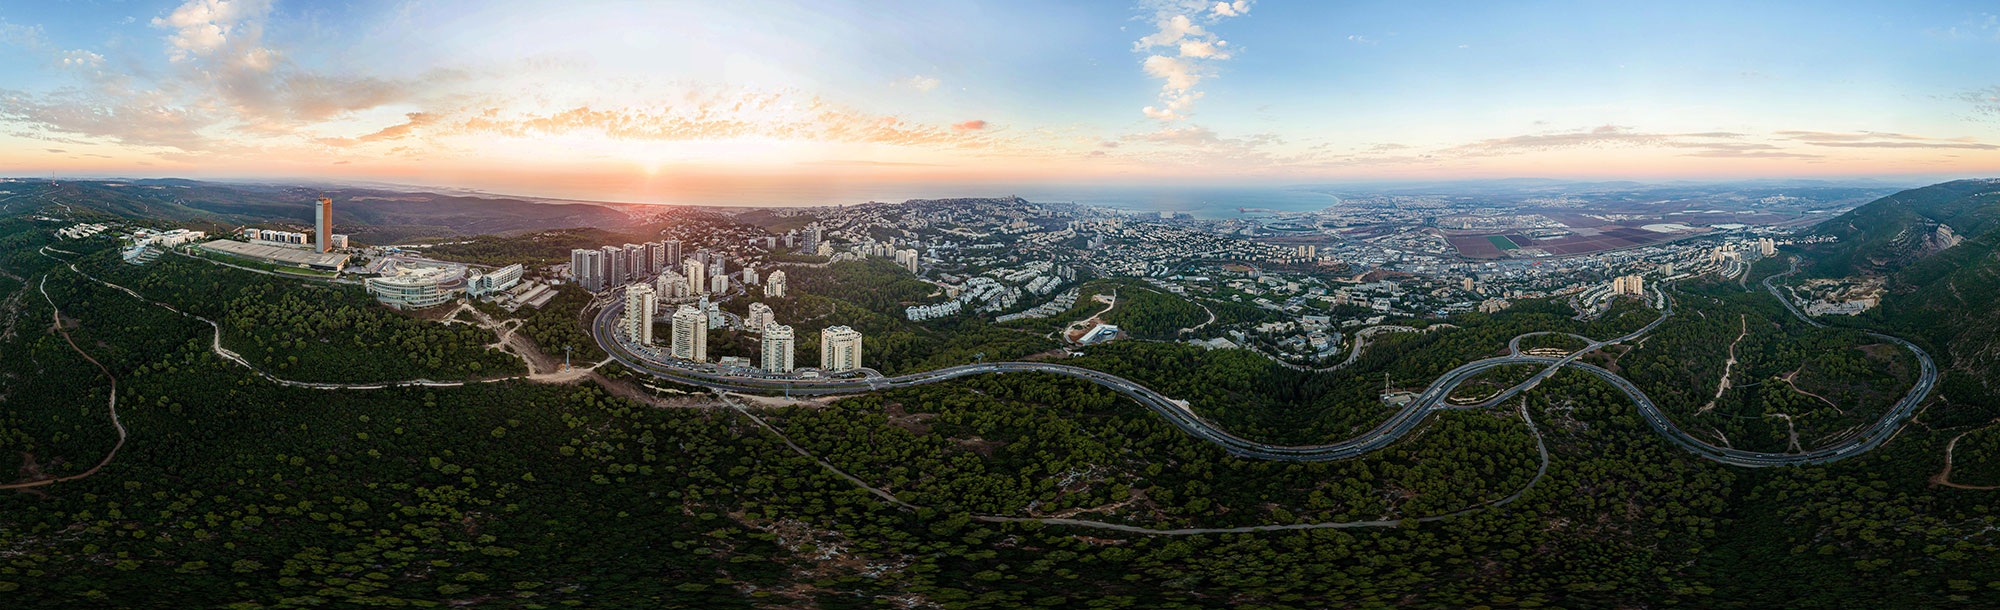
[563, 345, 572, 371]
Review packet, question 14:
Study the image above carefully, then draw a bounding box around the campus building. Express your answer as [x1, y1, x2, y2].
[468, 264, 523, 296]
[314, 197, 334, 253]
[363, 262, 467, 309]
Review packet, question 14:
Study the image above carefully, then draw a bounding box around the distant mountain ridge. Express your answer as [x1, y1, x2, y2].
[8, 178, 632, 242]
[1806, 178, 2000, 276]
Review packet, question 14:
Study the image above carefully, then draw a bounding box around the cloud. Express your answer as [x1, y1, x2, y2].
[1130, 125, 1221, 146]
[1141, 54, 1202, 91]
[800, 159, 947, 167]
[59, 49, 105, 68]
[1775, 130, 1999, 149]
[1132, 1, 1250, 122]
[1964, 86, 2000, 117]
[1134, 14, 1210, 50]
[152, 0, 274, 63]
[433, 90, 1011, 151]
[1177, 39, 1229, 59]
[894, 75, 940, 92]
[1443, 125, 1832, 160]
[1346, 34, 1376, 45]
[319, 112, 437, 147]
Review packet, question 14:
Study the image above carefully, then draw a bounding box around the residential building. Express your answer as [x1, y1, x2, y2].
[761, 323, 795, 373]
[570, 248, 604, 292]
[624, 243, 645, 278]
[622, 283, 656, 345]
[600, 245, 620, 287]
[746, 302, 774, 330]
[765, 269, 787, 298]
[670, 304, 707, 362]
[1612, 274, 1645, 296]
[663, 240, 682, 270]
[684, 257, 706, 294]
[655, 270, 688, 298]
[820, 325, 863, 372]
[711, 273, 728, 295]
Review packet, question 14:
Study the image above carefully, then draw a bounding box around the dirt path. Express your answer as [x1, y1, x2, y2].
[1770, 412, 1803, 453]
[1780, 367, 1846, 414]
[1930, 423, 2000, 490]
[2, 275, 126, 491]
[1698, 314, 1748, 415]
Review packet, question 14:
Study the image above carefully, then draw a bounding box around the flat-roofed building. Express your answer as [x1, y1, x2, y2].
[761, 323, 794, 373]
[314, 197, 334, 253]
[363, 262, 467, 309]
[470, 264, 524, 296]
[655, 270, 688, 298]
[622, 283, 656, 345]
[570, 248, 603, 291]
[684, 257, 706, 294]
[199, 239, 350, 271]
[746, 302, 774, 330]
[765, 270, 786, 298]
[820, 325, 862, 372]
[671, 304, 707, 362]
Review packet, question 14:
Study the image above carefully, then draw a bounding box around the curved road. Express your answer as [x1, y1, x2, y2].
[598, 266, 1936, 467]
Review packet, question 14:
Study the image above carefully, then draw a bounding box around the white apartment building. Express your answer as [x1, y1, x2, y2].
[622, 284, 656, 345]
[746, 302, 774, 330]
[684, 257, 707, 295]
[671, 304, 707, 362]
[761, 323, 795, 373]
[819, 325, 863, 372]
[765, 270, 787, 298]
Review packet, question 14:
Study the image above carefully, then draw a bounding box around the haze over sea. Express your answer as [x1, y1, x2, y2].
[475, 181, 1344, 220]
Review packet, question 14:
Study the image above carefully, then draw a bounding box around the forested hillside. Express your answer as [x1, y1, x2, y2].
[1797, 179, 2000, 424]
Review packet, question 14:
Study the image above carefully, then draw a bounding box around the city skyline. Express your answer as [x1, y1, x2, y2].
[3, 0, 2000, 205]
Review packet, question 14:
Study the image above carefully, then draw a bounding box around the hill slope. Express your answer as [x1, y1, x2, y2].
[1806, 179, 2000, 276]
[1801, 178, 2000, 421]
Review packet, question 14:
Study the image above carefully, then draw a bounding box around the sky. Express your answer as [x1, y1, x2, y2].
[3, 0, 2000, 204]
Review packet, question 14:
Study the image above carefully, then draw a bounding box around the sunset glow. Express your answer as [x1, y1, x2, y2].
[4, 0, 1999, 203]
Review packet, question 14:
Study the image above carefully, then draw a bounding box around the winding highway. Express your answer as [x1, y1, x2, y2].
[597, 261, 1937, 467]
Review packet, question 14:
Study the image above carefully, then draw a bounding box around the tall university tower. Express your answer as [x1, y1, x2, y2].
[314, 197, 334, 253]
